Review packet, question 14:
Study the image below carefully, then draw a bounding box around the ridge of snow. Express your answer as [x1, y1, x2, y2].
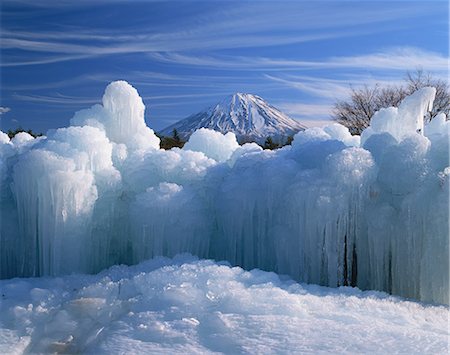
[1, 255, 447, 354]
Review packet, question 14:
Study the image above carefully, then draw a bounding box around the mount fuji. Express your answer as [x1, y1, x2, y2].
[159, 93, 307, 144]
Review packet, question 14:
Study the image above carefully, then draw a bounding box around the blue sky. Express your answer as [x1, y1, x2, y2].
[0, 0, 448, 134]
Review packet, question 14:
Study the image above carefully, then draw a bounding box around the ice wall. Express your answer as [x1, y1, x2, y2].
[0, 82, 448, 305]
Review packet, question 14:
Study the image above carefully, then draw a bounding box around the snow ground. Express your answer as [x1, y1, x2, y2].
[1, 255, 448, 354]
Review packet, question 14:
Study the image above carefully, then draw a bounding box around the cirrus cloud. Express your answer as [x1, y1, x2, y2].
[0, 107, 11, 115]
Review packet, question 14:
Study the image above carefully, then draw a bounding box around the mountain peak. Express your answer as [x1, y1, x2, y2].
[160, 93, 307, 144]
[215, 93, 261, 109]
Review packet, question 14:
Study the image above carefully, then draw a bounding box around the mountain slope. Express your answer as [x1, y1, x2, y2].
[159, 93, 307, 144]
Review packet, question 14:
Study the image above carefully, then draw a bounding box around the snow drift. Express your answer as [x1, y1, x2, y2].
[0, 81, 448, 305]
[1, 255, 447, 354]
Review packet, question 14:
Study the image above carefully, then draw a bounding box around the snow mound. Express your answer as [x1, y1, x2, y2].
[183, 128, 240, 162]
[0, 256, 447, 354]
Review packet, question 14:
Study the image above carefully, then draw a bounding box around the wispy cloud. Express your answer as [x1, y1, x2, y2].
[5, 74, 119, 91]
[265, 75, 352, 100]
[142, 92, 234, 101]
[5, 70, 254, 92]
[1, 54, 97, 67]
[147, 53, 266, 70]
[264, 72, 410, 102]
[12, 91, 231, 107]
[278, 102, 333, 118]
[1, 1, 440, 66]
[329, 47, 449, 72]
[151, 47, 449, 73]
[260, 48, 449, 73]
[0, 107, 11, 114]
[297, 118, 334, 128]
[12, 93, 100, 106]
[276, 102, 334, 128]
[266, 72, 408, 125]
[0, 30, 371, 66]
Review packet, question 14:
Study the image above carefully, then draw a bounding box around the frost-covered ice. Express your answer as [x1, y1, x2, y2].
[0, 81, 448, 306]
[0, 255, 448, 354]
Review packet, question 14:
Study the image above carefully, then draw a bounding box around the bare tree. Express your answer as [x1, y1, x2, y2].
[404, 69, 449, 122]
[333, 70, 449, 135]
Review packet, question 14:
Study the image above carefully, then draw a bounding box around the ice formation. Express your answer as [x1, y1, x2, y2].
[0, 81, 448, 306]
[0, 256, 447, 354]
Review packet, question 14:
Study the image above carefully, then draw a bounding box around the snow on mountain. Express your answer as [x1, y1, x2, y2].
[159, 93, 307, 144]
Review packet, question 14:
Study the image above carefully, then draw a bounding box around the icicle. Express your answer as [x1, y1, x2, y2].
[0, 82, 447, 305]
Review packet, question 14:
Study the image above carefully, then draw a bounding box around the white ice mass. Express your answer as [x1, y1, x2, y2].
[1, 255, 448, 354]
[0, 81, 448, 308]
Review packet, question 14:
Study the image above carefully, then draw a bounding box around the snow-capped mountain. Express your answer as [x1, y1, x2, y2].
[159, 93, 307, 144]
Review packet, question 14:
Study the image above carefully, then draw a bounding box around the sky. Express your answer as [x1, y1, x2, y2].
[0, 0, 448, 134]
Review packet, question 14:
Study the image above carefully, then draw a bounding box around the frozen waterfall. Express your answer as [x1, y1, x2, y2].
[0, 81, 448, 305]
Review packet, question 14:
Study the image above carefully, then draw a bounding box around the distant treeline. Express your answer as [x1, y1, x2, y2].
[7, 128, 43, 139]
[7, 126, 292, 150]
[158, 129, 294, 150]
